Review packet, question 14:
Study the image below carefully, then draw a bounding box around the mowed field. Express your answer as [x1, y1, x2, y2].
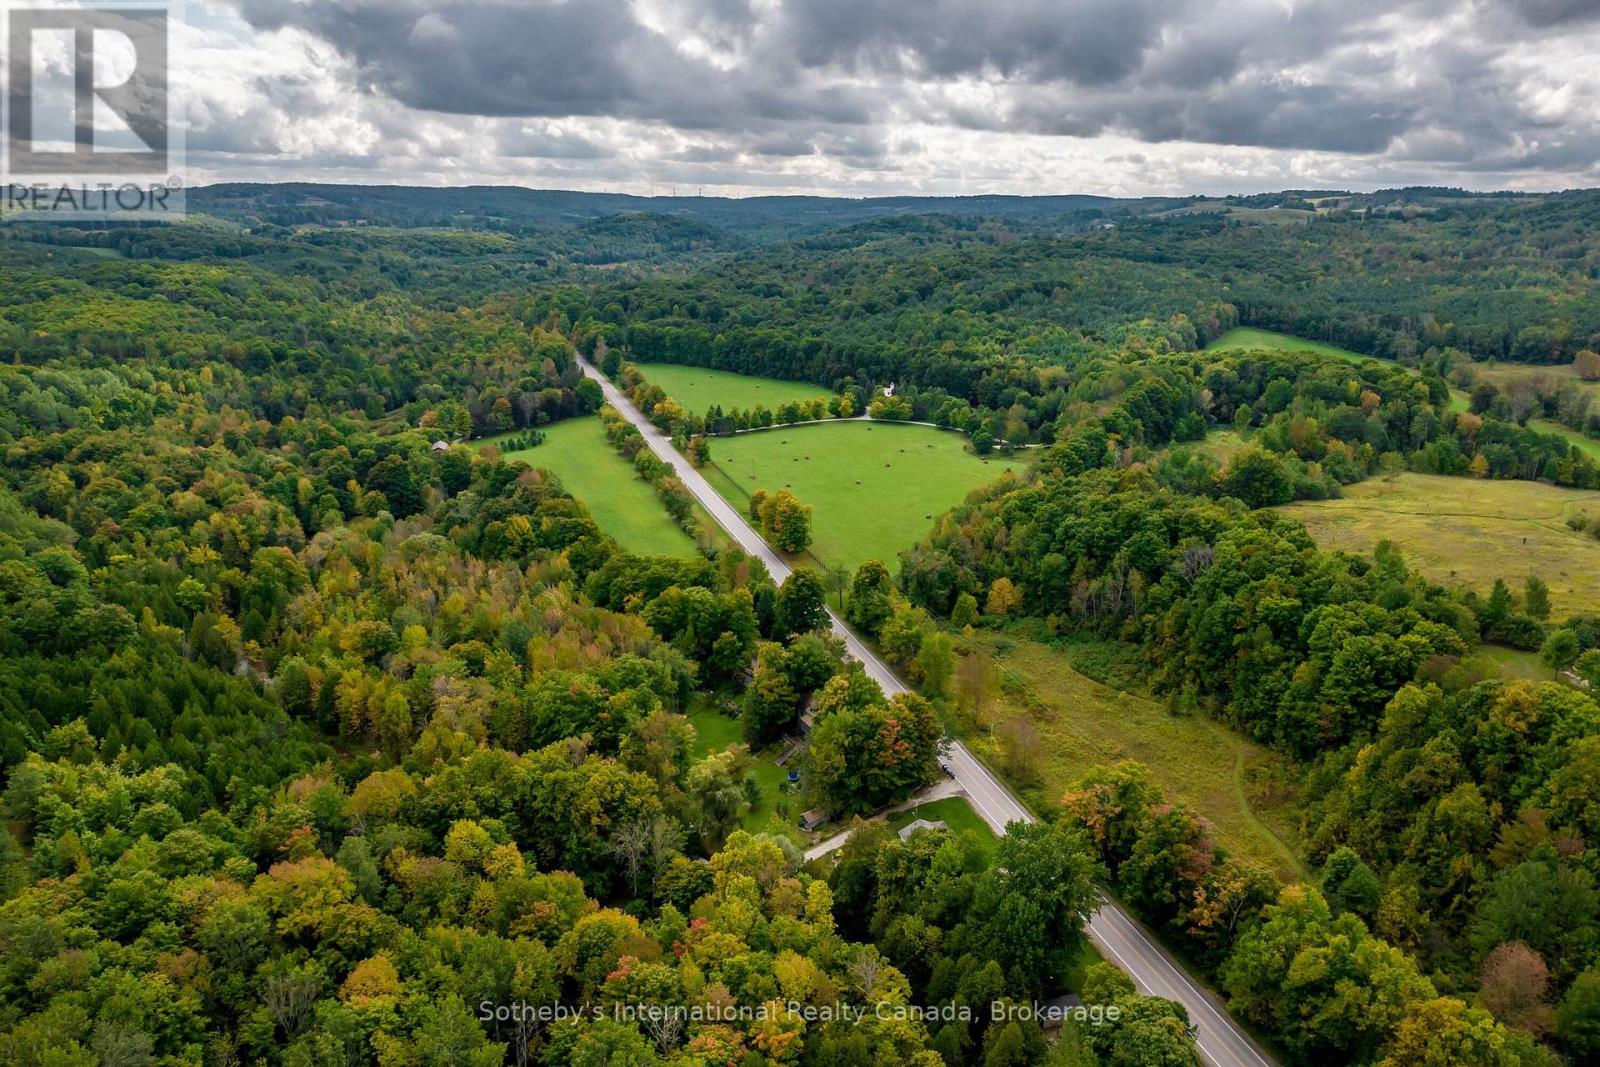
[702, 420, 1027, 574]
[1280, 473, 1600, 616]
[479, 417, 699, 557]
[962, 631, 1307, 881]
[1207, 327, 1374, 365]
[637, 362, 834, 414]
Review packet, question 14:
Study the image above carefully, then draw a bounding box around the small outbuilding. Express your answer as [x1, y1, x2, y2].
[799, 809, 829, 832]
[431, 440, 450, 453]
[897, 818, 948, 841]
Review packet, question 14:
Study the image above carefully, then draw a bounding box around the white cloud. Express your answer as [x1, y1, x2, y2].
[164, 0, 1600, 195]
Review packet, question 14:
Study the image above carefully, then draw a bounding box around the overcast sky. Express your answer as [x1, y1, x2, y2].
[164, 0, 1600, 197]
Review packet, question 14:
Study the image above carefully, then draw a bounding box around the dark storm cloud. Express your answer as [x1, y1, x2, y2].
[995, 80, 1418, 154]
[1505, 0, 1600, 26]
[497, 126, 614, 161]
[774, 0, 1174, 84]
[232, 0, 866, 129]
[225, 0, 1600, 174]
[749, 136, 817, 158]
[237, 0, 694, 118]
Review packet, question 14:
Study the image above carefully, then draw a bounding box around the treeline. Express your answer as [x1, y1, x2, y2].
[602, 353, 855, 439]
[530, 194, 1600, 454]
[1061, 761, 1557, 1065]
[1452, 361, 1600, 443]
[0, 250, 603, 438]
[596, 404, 701, 539]
[898, 453, 1600, 1061]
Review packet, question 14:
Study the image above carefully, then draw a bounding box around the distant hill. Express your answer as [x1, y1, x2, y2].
[186, 182, 1180, 239]
[184, 181, 1577, 244]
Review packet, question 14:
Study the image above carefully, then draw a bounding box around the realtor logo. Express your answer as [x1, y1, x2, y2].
[2, 1, 184, 220]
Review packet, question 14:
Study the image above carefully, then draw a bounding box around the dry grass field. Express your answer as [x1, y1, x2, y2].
[1280, 473, 1600, 616]
[958, 631, 1307, 882]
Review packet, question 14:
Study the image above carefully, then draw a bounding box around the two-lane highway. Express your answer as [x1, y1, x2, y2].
[577, 355, 1276, 1067]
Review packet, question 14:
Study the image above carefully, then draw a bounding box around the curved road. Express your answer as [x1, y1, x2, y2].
[578, 356, 1276, 1067]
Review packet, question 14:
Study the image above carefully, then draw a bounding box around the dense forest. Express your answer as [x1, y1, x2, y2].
[4, 185, 1600, 1066]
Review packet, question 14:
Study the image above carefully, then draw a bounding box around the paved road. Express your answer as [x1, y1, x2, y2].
[578, 356, 1276, 1067]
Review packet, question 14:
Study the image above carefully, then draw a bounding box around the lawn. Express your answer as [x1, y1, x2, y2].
[960, 630, 1307, 882]
[636, 362, 835, 415]
[886, 796, 996, 849]
[702, 420, 1028, 575]
[1279, 473, 1600, 617]
[478, 417, 699, 558]
[688, 703, 805, 840]
[688, 699, 745, 758]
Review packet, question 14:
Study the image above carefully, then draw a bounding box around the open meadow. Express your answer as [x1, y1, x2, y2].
[479, 417, 700, 557]
[1207, 327, 1374, 365]
[1455, 360, 1600, 458]
[701, 420, 1028, 575]
[1209, 328, 1600, 447]
[1461, 358, 1600, 402]
[1279, 473, 1600, 617]
[636, 362, 834, 414]
[958, 630, 1307, 882]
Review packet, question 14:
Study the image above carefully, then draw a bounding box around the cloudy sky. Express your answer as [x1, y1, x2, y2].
[162, 0, 1600, 196]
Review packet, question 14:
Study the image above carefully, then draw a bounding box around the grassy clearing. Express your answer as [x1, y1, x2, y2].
[688, 700, 745, 758]
[886, 796, 996, 848]
[1223, 207, 1316, 226]
[1210, 329, 1600, 457]
[479, 417, 699, 558]
[959, 630, 1307, 882]
[1207, 327, 1374, 365]
[1165, 428, 1250, 466]
[1532, 418, 1600, 460]
[1457, 360, 1600, 459]
[1476, 645, 1559, 682]
[688, 703, 804, 839]
[1279, 473, 1600, 617]
[1462, 359, 1600, 403]
[703, 420, 1028, 576]
[637, 363, 834, 414]
[1202, 429, 1250, 462]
